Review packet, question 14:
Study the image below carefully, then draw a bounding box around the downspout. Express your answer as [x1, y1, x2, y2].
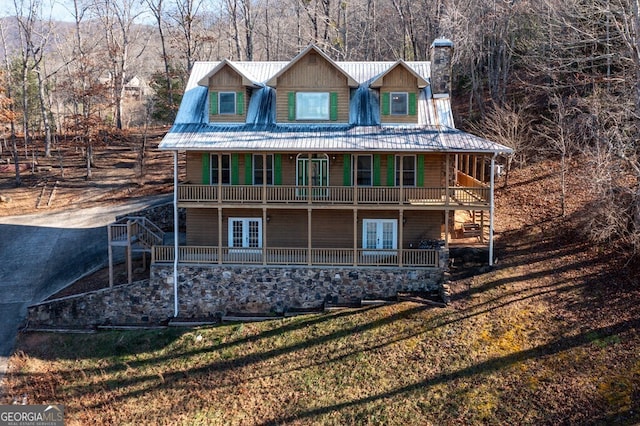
[173, 150, 179, 317]
[489, 153, 497, 266]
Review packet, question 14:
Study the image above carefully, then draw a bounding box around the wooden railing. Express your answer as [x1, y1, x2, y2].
[178, 184, 489, 206]
[152, 246, 440, 268]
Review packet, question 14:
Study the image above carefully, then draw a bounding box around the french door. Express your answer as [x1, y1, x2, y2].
[297, 154, 329, 197]
[228, 218, 262, 252]
[363, 219, 397, 254]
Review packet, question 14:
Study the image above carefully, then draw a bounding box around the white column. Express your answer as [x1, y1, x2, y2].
[173, 151, 179, 317]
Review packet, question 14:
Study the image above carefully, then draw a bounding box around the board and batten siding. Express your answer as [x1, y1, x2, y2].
[274, 51, 350, 123]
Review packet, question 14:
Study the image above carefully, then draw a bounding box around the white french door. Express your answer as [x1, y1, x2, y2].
[228, 218, 262, 252]
[363, 219, 397, 254]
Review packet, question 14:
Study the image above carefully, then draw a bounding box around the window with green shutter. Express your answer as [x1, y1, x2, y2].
[202, 153, 210, 184]
[209, 92, 218, 115]
[244, 153, 252, 184]
[343, 154, 351, 186]
[417, 154, 424, 186]
[288, 92, 296, 120]
[330, 92, 338, 121]
[236, 91, 244, 115]
[231, 154, 240, 185]
[409, 92, 417, 115]
[381, 92, 390, 116]
[373, 155, 381, 186]
[387, 155, 395, 186]
[274, 154, 282, 185]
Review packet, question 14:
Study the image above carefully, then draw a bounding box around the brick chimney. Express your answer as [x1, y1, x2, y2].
[430, 38, 454, 96]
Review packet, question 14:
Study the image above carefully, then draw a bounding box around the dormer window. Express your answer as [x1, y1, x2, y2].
[296, 92, 329, 120]
[288, 91, 339, 121]
[391, 92, 408, 115]
[209, 91, 244, 116]
[219, 92, 236, 114]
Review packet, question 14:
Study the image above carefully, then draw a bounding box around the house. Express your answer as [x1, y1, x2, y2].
[153, 39, 512, 318]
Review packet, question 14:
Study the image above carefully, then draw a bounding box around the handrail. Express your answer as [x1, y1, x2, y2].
[177, 184, 489, 206]
[152, 246, 440, 268]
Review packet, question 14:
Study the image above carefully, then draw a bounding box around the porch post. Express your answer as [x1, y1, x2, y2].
[489, 153, 497, 266]
[399, 210, 404, 267]
[353, 209, 358, 266]
[263, 207, 268, 266]
[307, 208, 312, 265]
[218, 208, 223, 265]
[173, 150, 179, 317]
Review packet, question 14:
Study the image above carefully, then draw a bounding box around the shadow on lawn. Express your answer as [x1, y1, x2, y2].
[256, 316, 640, 426]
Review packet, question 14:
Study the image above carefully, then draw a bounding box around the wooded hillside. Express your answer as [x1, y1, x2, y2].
[0, 0, 639, 260]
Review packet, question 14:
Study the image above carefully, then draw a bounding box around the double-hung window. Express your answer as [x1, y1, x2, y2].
[391, 92, 408, 115]
[211, 154, 231, 184]
[396, 155, 416, 186]
[354, 155, 372, 186]
[253, 154, 273, 185]
[219, 92, 236, 114]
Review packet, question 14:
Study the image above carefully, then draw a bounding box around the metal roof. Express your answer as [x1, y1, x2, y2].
[159, 123, 513, 154]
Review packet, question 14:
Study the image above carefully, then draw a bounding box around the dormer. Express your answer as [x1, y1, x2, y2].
[370, 61, 428, 125]
[199, 60, 259, 124]
[267, 45, 358, 124]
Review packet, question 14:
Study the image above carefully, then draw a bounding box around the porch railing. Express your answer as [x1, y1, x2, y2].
[177, 184, 489, 207]
[152, 246, 440, 268]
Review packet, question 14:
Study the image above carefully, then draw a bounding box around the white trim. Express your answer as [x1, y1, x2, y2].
[218, 91, 236, 115]
[173, 151, 179, 318]
[228, 218, 263, 252]
[390, 92, 408, 115]
[362, 219, 398, 254]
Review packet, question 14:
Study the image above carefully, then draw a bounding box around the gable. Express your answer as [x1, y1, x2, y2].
[209, 64, 243, 88]
[370, 63, 425, 89]
[273, 50, 349, 89]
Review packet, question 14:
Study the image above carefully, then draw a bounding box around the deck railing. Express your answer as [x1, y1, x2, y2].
[178, 184, 489, 207]
[152, 246, 440, 268]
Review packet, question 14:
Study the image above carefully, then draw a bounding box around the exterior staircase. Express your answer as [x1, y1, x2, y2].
[108, 217, 165, 286]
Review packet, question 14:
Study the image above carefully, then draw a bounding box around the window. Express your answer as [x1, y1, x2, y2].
[253, 154, 273, 185]
[391, 92, 408, 115]
[395, 155, 416, 186]
[296, 92, 329, 120]
[354, 155, 372, 186]
[211, 154, 231, 184]
[228, 218, 262, 250]
[363, 219, 397, 253]
[219, 92, 236, 114]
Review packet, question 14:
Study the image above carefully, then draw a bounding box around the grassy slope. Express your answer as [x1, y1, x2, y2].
[2, 159, 639, 425]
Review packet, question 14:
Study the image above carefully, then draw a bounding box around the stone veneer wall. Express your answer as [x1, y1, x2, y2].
[27, 257, 447, 328]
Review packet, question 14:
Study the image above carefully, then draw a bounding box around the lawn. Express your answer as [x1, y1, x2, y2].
[2, 159, 639, 425]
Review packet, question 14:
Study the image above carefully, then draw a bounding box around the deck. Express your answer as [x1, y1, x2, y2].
[177, 184, 489, 208]
[152, 246, 442, 268]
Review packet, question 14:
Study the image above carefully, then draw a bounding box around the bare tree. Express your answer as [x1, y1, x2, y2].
[0, 20, 21, 186]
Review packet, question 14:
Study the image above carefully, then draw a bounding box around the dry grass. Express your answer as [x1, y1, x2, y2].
[2, 156, 640, 425]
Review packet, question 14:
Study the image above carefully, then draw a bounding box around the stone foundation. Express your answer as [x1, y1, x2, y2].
[27, 262, 447, 328]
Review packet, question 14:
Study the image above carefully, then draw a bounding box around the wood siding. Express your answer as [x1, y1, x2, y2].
[275, 51, 350, 123]
[186, 208, 217, 245]
[208, 64, 247, 123]
[378, 66, 420, 125]
[185, 152, 445, 187]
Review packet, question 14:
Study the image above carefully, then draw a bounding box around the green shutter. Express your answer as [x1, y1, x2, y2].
[373, 154, 381, 186]
[231, 154, 239, 185]
[210, 92, 218, 115]
[236, 91, 244, 115]
[245, 153, 252, 184]
[387, 155, 395, 186]
[202, 153, 210, 185]
[274, 154, 282, 185]
[381, 92, 390, 115]
[288, 92, 296, 120]
[409, 92, 417, 115]
[343, 154, 351, 186]
[330, 92, 338, 121]
[417, 154, 424, 186]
